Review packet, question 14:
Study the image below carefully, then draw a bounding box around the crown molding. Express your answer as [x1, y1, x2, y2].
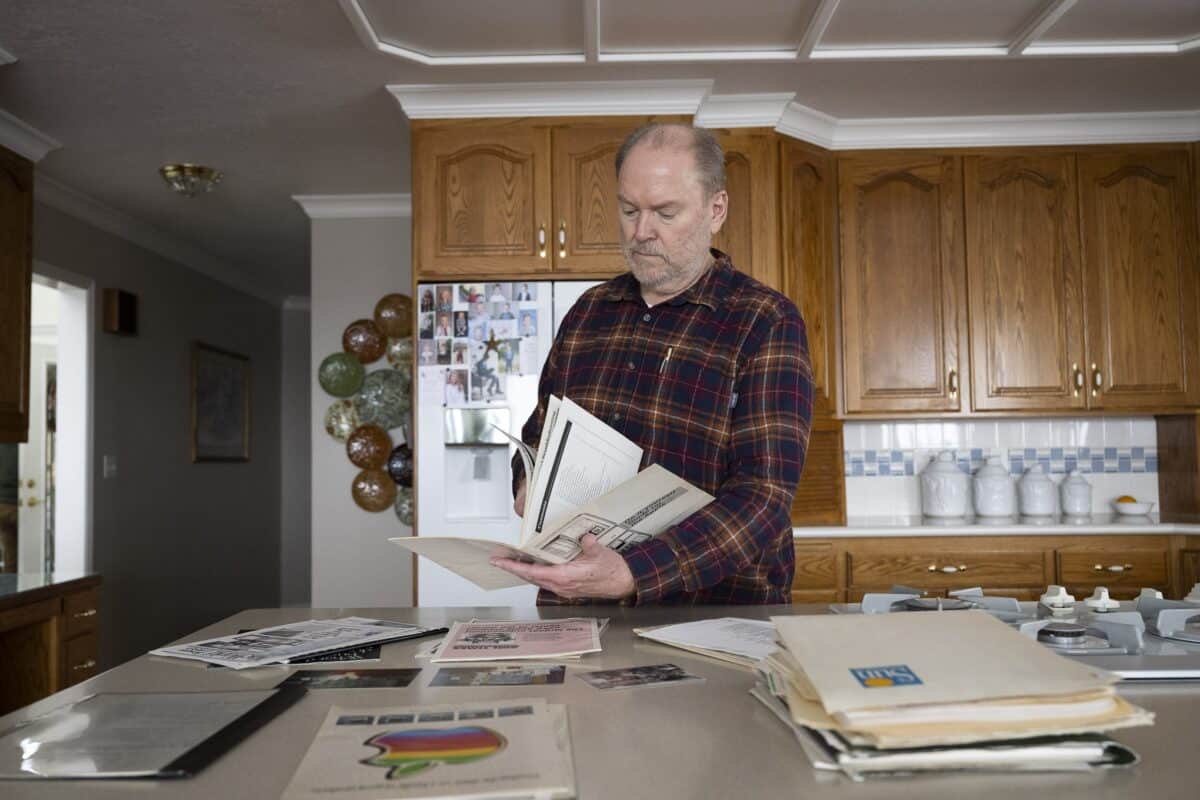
[36, 175, 281, 305]
[282, 296, 311, 311]
[292, 193, 412, 219]
[387, 80, 713, 119]
[694, 94, 796, 129]
[0, 44, 16, 65]
[0, 108, 61, 162]
[777, 103, 1200, 149]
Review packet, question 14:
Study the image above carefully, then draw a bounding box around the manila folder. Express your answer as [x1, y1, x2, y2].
[389, 537, 539, 590]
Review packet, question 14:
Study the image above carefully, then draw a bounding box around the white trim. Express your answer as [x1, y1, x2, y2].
[811, 45, 1009, 60]
[36, 175, 280, 304]
[796, 0, 842, 59]
[292, 193, 412, 219]
[1181, 35, 1200, 53]
[694, 93, 796, 129]
[387, 80, 713, 119]
[583, 0, 600, 64]
[0, 109, 61, 162]
[1008, 0, 1079, 55]
[0, 44, 16, 65]
[282, 295, 311, 311]
[1024, 42, 1182, 56]
[597, 49, 797, 62]
[776, 103, 1200, 150]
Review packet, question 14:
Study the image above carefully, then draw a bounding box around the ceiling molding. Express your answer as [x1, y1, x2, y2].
[1181, 35, 1200, 53]
[282, 296, 311, 311]
[583, 0, 599, 64]
[777, 103, 1200, 150]
[36, 174, 280, 305]
[0, 108, 61, 162]
[388, 80, 713, 119]
[695, 94, 796, 129]
[1008, 0, 1079, 56]
[292, 193, 412, 219]
[797, 0, 842, 59]
[0, 43, 16, 65]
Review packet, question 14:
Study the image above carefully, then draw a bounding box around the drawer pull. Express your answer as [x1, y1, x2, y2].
[1094, 563, 1133, 573]
[72, 659, 97, 672]
[927, 564, 967, 573]
[537, 224, 547, 259]
[72, 608, 97, 618]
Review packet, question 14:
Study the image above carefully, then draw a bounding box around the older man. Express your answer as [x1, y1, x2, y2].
[494, 123, 812, 604]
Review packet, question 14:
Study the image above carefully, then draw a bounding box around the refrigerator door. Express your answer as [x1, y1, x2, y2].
[413, 280, 601, 607]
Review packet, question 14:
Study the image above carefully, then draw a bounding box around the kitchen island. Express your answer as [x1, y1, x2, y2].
[1, 604, 1197, 799]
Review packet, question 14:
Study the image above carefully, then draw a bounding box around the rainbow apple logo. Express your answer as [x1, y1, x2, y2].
[362, 726, 507, 778]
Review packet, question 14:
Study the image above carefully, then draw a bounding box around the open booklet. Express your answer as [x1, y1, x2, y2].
[391, 395, 714, 590]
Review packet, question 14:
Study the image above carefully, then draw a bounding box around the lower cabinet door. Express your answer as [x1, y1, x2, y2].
[63, 632, 98, 687]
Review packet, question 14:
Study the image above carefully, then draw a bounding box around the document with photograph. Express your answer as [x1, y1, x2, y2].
[432, 619, 602, 663]
[277, 669, 423, 690]
[150, 617, 446, 670]
[282, 698, 575, 800]
[430, 664, 567, 687]
[577, 663, 705, 691]
[391, 395, 715, 590]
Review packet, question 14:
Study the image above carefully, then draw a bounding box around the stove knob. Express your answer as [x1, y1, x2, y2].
[1134, 587, 1164, 609]
[1185, 583, 1200, 605]
[1040, 585, 1076, 608]
[1084, 587, 1120, 612]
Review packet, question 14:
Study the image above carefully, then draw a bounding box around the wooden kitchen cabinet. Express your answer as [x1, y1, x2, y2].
[413, 117, 681, 280]
[1056, 537, 1172, 600]
[1077, 148, 1200, 410]
[0, 144, 33, 443]
[838, 153, 967, 414]
[712, 129, 781, 291]
[965, 153, 1087, 412]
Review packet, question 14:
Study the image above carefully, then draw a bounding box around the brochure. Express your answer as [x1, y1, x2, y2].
[281, 698, 575, 800]
[150, 617, 446, 670]
[432, 619, 601, 663]
[391, 395, 714, 591]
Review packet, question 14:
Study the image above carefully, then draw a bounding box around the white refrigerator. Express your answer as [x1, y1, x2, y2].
[413, 279, 601, 607]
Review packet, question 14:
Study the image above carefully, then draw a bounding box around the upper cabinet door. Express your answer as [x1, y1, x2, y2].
[966, 154, 1086, 411]
[1078, 149, 1200, 409]
[780, 139, 838, 417]
[0, 146, 32, 443]
[712, 130, 781, 291]
[414, 123, 552, 276]
[550, 126, 629, 275]
[839, 154, 966, 413]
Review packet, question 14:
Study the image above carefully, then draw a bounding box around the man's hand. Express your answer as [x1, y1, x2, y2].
[513, 481, 526, 518]
[490, 534, 636, 600]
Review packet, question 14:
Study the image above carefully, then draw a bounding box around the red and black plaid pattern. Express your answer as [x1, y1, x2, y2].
[515, 250, 813, 605]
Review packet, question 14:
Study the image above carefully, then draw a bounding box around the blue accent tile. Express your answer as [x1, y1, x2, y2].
[891, 449, 903, 462]
[1147, 457, 1158, 472]
[1024, 448, 1037, 460]
[1104, 447, 1117, 459]
[1118, 456, 1132, 473]
[879, 462, 891, 476]
[1132, 446, 1144, 459]
[1050, 447, 1063, 459]
[865, 450, 876, 463]
[970, 448, 982, 459]
[1079, 447, 1090, 457]
[851, 462, 864, 476]
[1064, 456, 1077, 472]
[905, 462, 915, 476]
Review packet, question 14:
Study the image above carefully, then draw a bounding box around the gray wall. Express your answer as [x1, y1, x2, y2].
[33, 202, 283, 669]
[310, 216, 413, 609]
[280, 302, 311, 606]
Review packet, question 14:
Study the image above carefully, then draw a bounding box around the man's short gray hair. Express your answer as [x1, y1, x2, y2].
[615, 124, 726, 199]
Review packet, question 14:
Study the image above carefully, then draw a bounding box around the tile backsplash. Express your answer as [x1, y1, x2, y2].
[842, 417, 1160, 516]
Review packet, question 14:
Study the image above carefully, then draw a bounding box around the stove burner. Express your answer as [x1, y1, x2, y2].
[1037, 622, 1089, 646]
[893, 597, 980, 612]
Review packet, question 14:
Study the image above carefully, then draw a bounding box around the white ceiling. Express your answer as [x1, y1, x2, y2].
[1, 1, 1198, 301]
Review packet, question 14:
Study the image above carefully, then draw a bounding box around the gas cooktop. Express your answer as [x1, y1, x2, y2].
[829, 584, 1200, 680]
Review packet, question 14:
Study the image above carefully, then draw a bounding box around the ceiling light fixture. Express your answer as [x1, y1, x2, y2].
[159, 163, 223, 197]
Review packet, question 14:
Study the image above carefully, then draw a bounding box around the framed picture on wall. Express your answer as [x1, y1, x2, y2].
[191, 342, 250, 462]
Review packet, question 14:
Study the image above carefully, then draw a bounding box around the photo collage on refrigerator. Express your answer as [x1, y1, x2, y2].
[417, 282, 542, 406]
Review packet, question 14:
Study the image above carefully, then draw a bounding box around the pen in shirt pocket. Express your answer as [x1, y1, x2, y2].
[659, 346, 673, 374]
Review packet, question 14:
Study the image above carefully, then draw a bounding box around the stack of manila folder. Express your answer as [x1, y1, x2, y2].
[756, 610, 1152, 776]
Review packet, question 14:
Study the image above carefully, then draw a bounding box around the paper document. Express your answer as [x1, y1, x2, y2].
[394, 396, 714, 590]
[635, 617, 778, 666]
[433, 618, 602, 663]
[282, 698, 575, 800]
[150, 617, 445, 670]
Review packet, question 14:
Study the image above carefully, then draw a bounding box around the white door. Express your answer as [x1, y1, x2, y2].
[17, 343, 54, 573]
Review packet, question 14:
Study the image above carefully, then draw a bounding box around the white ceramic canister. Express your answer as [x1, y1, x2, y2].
[1059, 469, 1092, 516]
[973, 456, 1016, 517]
[1018, 463, 1057, 516]
[920, 450, 970, 518]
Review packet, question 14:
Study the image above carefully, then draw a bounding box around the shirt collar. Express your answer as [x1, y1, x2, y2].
[603, 248, 732, 311]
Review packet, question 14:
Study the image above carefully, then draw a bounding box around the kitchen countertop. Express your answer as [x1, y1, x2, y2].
[794, 514, 1200, 538]
[0, 572, 101, 612]
[1, 604, 1198, 799]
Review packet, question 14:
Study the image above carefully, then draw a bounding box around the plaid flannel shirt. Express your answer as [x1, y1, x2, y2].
[513, 250, 813, 605]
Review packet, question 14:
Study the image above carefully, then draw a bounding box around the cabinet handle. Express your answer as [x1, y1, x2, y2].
[537, 224, 547, 259]
[1072, 363, 1083, 397]
[21, 496, 39, 507]
[72, 608, 97, 618]
[557, 221, 567, 259]
[927, 564, 968, 573]
[72, 659, 96, 672]
[1094, 563, 1133, 573]
[1091, 363, 1102, 397]
[948, 369, 958, 399]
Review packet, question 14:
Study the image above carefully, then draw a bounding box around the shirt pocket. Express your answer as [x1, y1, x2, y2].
[652, 341, 736, 447]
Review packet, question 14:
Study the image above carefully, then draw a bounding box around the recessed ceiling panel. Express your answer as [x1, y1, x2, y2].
[1041, 0, 1200, 44]
[822, 0, 1045, 47]
[600, 0, 818, 52]
[359, 0, 582, 57]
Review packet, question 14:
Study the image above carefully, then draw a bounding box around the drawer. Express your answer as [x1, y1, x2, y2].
[63, 631, 98, 687]
[792, 545, 839, 590]
[848, 550, 1049, 590]
[1057, 550, 1168, 587]
[62, 587, 100, 640]
[791, 589, 841, 605]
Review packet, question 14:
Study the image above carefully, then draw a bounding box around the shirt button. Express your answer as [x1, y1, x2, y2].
[642, 313, 652, 322]
[611, 414, 621, 423]
[627, 360, 636, 370]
